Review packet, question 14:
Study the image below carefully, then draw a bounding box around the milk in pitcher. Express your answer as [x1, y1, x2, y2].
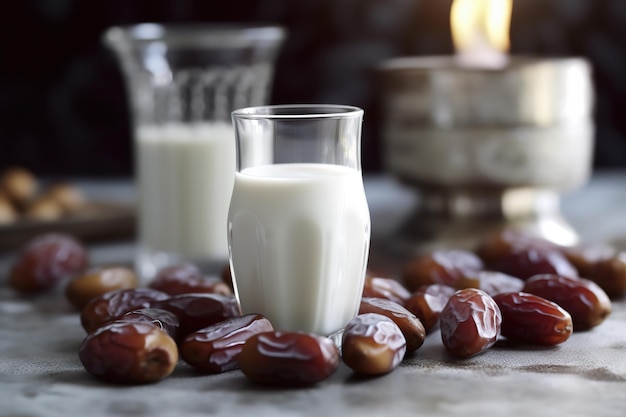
[136, 122, 235, 278]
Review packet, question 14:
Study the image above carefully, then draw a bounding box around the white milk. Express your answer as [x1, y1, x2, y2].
[136, 122, 235, 275]
[228, 163, 371, 335]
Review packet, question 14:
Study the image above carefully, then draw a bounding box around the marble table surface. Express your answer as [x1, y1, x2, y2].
[2, 172, 626, 417]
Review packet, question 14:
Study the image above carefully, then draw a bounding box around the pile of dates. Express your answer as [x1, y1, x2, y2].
[6, 229, 620, 386]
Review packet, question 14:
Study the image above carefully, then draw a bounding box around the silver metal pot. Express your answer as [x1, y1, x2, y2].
[378, 56, 594, 251]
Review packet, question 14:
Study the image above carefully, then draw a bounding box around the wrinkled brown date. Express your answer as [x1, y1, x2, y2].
[238, 331, 339, 386]
[491, 249, 578, 281]
[475, 230, 578, 280]
[341, 313, 406, 375]
[117, 308, 180, 340]
[562, 246, 626, 298]
[80, 288, 169, 333]
[401, 249, 484, 292]
[362, 276, 411, 305]
[440, 288, 502, 358]
[180, 314, 273, 374]
[587, 254, 626, 298]
[152, 293, 240, 340]
[65, 266, 138, 310]
[359, 297, 425, 352]
[404, 284, 456, 333]
[522, 274, 611, 331]
[79, 321, 178, 384]
[459, 271, 525, 297]
[148, 263, 232, 296]
[9, 233, 88, 294]
[493, 292, 573, 345]
[560, 243, 616, 277]
[475, 230, 559, 267]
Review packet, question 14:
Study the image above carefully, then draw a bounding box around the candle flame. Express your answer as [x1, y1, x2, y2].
[451, 0, 513, 68]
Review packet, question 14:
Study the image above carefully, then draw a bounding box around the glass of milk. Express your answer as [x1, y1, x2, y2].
[228, 105, 371, 336]
[104, 24, 285, 281]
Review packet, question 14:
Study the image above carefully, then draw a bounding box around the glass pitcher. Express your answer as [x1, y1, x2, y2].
[104, 24, 285, 281]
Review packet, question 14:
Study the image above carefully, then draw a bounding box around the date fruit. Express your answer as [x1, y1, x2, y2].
[404, 284, 456, 333]
[341, 313, 406, 375]
[362, 276, 411, 305]
[79, 321, 178, 384]
[522, 274, 611, 331]
[220, 264, 233, 290]
[440, 288, 502, 358]
[560, 243, 616, 278]
[65, 266, 138, 310]
[475, 230, 559, 267]
[9, 233, 88, 294]
[493, 292, 573, 345]
[149, 263, 232, 296]
[402, 249, 483, 292]
[359, 297, 425, 352]
[564, 248, 626, 298]
[118, 308, 180, 340]
[180, 314, 273, 374]
[239, 331, 339, 386]
[587, 254, 626, 298]
[459, 271, 524, 297]
[80, 288, 169, 333]
[152, 293, 240, 340]
[491, 249, 577, 281]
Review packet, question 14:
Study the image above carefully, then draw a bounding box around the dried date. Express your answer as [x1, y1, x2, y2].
[581, 252, 626, 298]
[80, 288, 169, 333]
[401, 249, 483, 292]
[440, 288, 502, 358]
[79, 321, 178, 384]
[404, 284, 456, 333]
[475, 230, 559, 267]
[341, 313, 406, 375]
[9, 233, 88, 294]
[359, 297, 425, 352]
[560, 243, 616, 278]
[152, 293, 240, 340]
[587, 255, 626, 298]
[220, 264, 233, 289]
[493, 292, 572, 345]
[180, 314, 273, 374]
[491, 249, 577, 281]
[65, 266, 138, 310]
[149, 263, 232, 296]
[522, 274, 611, 331]
[238, 331, 339, 386]
[118, 308, 180, 340]
[459, 270, 525, 297]
[362, 276, 411, 305]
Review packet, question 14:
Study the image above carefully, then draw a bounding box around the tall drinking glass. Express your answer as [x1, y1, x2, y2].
[229, 105, 371, 336]
[104, 24, 285, 281]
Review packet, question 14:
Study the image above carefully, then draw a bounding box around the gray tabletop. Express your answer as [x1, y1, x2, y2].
[2, 172, 626, 417]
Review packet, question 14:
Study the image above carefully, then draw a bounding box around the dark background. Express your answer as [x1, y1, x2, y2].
[0, 0, 625, 176]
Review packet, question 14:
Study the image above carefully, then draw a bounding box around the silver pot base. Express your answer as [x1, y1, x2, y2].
[385, 187, 578, 258]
